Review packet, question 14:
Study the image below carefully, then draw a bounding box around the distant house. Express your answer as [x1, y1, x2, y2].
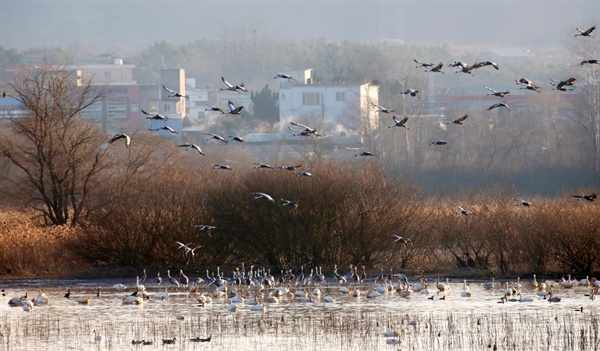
[480, 48, 529, 64]
[278, 70, 379, 147]
[2, 55, 188, 136]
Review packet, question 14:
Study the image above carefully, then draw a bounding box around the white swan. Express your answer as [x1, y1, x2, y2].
[33, 289, 49, 306]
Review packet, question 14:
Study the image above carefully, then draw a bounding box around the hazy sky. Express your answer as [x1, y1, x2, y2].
[1, 1, 599, 54]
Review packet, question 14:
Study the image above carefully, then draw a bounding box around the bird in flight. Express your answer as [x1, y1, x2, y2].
[447, 114, 468, 125]
[204, 132, 228, 143]
[575, 25, 596, 38]
[274, 74, 296, 81]
[390, 235, 411, 244]
[220, 77, 248, 93]
[355, 151, 377, 157]
[413, 59, 434, 68]
[177, 143, 205, 156]
[163, 85, 189, 99]
[430, 140, 448, 146]
[252, 192, 275, 203]
[389, 115, 409, 129]
[289, 121, 320, 137]
[228, 135, 245, 143]
[142, 109, 168, 120]
[149, 125, 178, 134]
[514, 199, 533, 207]
[371, 102, 395, 114]
[401, 89, 419, 97]
[213, 164, 233, 170]
[550, 78, 576, 92]
[195, 225, 216, 231]
[296, 171, 312, 177]
[516, 78, 541, 93]
[581, 59, 598, 65]
[425, 62, 445, 73]
[253, 162, 274, 169]
[571, 193, 597, 201]
[278, 165, 302, 171]
[108, 133, 131, 148]
[281, 199, 301, 208]
[454, 204, 474, 216]
[488, 102, 510, 111]
[205, 105, 224, 113]
[484, 86, 510, 98]
[224, 100, 244, 115]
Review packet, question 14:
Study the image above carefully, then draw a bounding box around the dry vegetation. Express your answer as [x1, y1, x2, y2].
[1, 155, 599, 277]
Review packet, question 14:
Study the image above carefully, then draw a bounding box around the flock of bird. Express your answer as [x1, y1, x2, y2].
[5, 264, 599, 319]
[374, 25, 598, 150]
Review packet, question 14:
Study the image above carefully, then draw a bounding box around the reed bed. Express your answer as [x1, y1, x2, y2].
[2, 296, 598, 351]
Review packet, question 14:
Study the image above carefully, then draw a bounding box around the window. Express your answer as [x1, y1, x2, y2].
[281, 93, 286, 100]
[302, 92, 320, 106]
[163, 103, 172, 113]
[80, 100, 103, 119]
[336, 91, 345, 101]
[107, 98, 127, 119]
[104, 71, 111, 79]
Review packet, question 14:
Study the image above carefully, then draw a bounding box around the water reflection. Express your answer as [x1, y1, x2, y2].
[0, 278, 598, 350]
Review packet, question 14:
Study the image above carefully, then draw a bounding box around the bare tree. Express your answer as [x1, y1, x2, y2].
[0, 65, 108, 225]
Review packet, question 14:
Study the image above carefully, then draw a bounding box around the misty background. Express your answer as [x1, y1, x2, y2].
[1, 0, 599, 196]
[1, 1, 598, 52]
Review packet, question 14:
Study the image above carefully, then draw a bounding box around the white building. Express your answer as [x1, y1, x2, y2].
[278, 71, 379, 146]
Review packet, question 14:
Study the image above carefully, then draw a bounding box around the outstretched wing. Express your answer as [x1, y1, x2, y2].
[162, 85, 176, 94]
[221, 77, 234, 88]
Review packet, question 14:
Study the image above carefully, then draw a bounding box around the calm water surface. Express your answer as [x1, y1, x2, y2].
[0, 278, 598, 351]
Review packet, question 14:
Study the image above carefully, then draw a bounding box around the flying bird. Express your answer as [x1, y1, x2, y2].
[516, 78, 541, 93]
[413, 59, 434, 68]
[163, 85, 189, 99]
[213, 164, 233, 170]
[390, 235, 411, 244]
[430, 140, 448, 146]
[454, 204, 474, 216]
[581, 59, 599, 65]
[371, 102, 395, 114]
[253, 162, 274, 169]
[274, 74, 296, 81]
[281, 199, 301, 208]
[571, 193, 597, 201]
[224, 100, 244, 115]
[515, 199, 533, 207]
[575, 25, 596, 37]
[220, 77, 247, 93]
[278, 165, 301, 171]
[550, 78, 576, 91]
[204, 133, 228, 143]
[141, 109, 168, 120]
[426, 62, 444, 73]
[108, 133, 131, 148]
[296, 171, 312, 177]
[484, 86, 510, 98]
[473, 60, 500, 70]
[228, 135, 245, 143]
[355, 151, 377, 157]
[401, 89, 419, 97]
[177, 143, 205, 156]
[252, 192, 275, 203]
[149, 125, 178, 134]
[195, 225, 216, 231]
[449, 61, 476, 75]
[488, 102, 510, 111]
[205, 105, 224, 113]
[289, 121, 320, 136]
[388, 115, 409, 129]
[447, 114, 468, 125]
